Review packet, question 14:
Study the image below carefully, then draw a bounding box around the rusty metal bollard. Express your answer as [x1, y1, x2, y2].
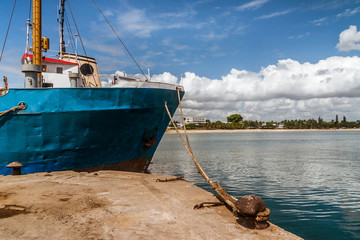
[235, 195, 270, 229]
[6, 161, 23, 175]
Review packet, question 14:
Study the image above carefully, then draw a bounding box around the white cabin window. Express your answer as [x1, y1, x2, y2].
[56, 67, 63, 74]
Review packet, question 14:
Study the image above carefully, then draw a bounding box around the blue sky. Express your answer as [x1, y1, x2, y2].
[1, 0, 360, 121]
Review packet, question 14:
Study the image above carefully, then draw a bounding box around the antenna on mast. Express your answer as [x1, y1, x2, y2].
[58, 0, 66, 58]
[25, 19, 31, 54]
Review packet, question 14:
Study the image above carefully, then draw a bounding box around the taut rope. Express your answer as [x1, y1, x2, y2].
[0, 104, 27, 117]
[165, 89, 271, 229]
[164, 90, 239, 213]
[177, 88, 193, 154]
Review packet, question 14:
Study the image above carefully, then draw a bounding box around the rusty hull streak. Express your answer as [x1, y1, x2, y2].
[73, 157, 153, 173]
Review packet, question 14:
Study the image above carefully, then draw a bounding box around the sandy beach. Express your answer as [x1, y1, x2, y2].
[165, 128, 360, 134]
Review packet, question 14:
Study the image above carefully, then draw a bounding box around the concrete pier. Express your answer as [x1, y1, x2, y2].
[0, 171, 302, 239]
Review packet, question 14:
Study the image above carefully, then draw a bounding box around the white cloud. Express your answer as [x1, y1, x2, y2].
[196, 31, 228, 41]
[0, 63, 22, 79]
[116, 9, 160, 38]
[288, 32, 310, 40]
[0, 55, 24, 87]
[84, 39, 125, 57]
[183, 57, 360, 102]
[162, 39, 189, 51]
[150, 56, 360, 121]
[236, 0, 269, 11]
[159, 9, 197, 19]
[311, 17, 328, 26]
[103, 9, 115, 17]
[90, 6, 203, 40]
[150, 72, 178, 84]
[336, 25, 360, 51]
[256, 9, 293, 20]
[337, 7, 360, 18]
[96, 55, 130, 72]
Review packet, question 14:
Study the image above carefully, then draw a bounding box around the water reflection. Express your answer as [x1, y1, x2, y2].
[149, 131, 360, 240]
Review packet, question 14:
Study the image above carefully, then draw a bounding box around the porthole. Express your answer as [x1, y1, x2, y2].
[80, 63, 94, 76]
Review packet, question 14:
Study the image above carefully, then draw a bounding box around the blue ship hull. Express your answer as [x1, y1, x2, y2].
[0, 88, 183, 175]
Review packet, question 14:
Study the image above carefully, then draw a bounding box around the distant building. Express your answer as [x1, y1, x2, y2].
[184, 117, 206, 125]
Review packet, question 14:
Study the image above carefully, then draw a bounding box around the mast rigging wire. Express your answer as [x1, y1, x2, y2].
[66, 0, 88, 59]
[0, 0, 17, 63]
[28, 0, 32, 20]
[66, 0, 98, 87]
[59, 0, 66, 54]
[64, 12, 76, 53]
[90, 0, 149, 81]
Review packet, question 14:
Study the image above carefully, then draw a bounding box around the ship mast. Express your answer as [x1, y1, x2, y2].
[32, 0, 42, 69]
[58, 0, 66, 58]
[22, 0, 42, 88]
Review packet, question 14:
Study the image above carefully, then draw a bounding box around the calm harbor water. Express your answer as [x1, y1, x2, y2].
[149, 131, 360, 240]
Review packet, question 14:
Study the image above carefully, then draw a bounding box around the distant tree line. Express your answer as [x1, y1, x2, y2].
[172, 114, 360, 130]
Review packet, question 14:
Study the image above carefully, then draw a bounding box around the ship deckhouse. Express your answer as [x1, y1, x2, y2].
[21, 53, 101, 88]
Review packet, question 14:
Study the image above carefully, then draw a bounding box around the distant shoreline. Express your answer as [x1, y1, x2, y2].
[165, 128, 360, 134]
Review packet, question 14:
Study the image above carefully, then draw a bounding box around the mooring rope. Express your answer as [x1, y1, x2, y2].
[164, 99, 239, 213]
[156, 176, 185, 182]
[0, 104, 26, 117]
[176, 88, 193, 154]
[165, 92, 271, 227]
